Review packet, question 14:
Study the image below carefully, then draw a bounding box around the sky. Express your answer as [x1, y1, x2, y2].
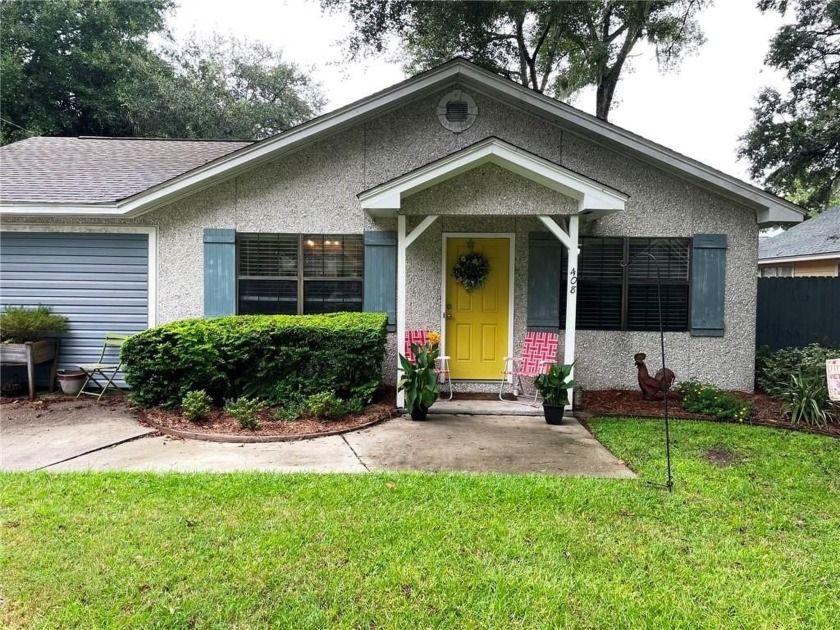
[167, 0, 790, 184]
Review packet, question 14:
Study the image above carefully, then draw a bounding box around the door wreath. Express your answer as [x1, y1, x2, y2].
[452, 246, 490, 292]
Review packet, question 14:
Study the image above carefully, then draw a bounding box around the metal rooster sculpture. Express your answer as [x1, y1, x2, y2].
[634, 353, 676, 400]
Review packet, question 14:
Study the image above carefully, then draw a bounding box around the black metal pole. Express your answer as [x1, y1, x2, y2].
[622, 242, 674, 492]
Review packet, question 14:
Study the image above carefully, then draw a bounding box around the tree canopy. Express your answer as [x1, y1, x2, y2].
[321, 0, 709, 120]
[0, 0, 323, 144]
[739, 0, 840, 214]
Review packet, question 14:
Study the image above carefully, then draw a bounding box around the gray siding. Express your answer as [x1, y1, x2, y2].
[0, 231, 149, 381]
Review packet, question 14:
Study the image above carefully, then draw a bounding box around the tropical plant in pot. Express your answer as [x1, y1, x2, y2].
[398, 334, 440, 421]
[534, 363, 575, 425]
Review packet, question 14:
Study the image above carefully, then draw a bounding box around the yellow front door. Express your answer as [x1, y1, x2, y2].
[445, 237, 510, 380]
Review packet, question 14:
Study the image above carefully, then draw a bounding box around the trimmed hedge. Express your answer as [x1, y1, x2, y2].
[121, 312, 388, 408]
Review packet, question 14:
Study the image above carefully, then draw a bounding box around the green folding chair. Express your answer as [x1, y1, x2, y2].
[77, 333, 131, 400]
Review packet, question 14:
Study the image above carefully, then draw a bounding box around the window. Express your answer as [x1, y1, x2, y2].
[760, 265, 793, 278]
[237, 234, 363, 315]
[561, 237, 690, 331]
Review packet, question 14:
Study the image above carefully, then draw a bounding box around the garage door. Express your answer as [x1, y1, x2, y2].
[0, 231, 150, 382]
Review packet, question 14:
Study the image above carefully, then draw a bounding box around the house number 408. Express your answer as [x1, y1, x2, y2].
[569, 268, 577, 294]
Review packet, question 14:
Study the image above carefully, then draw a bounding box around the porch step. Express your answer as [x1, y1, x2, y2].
[428, 399, 544, 416]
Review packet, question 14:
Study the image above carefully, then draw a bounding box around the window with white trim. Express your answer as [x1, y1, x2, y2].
[237, 233, 364, 315]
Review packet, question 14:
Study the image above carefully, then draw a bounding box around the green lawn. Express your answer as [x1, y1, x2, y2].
[2, 419, 839, 629]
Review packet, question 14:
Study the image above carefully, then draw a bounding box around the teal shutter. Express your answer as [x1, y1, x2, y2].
[203, 228, 236, 317]
[527, 232, 565, 328]
[690, 234, 727, 337]
[363, 231, 397, 330]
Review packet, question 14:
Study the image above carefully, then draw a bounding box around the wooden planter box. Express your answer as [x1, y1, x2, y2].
[0, 338, 59, 400]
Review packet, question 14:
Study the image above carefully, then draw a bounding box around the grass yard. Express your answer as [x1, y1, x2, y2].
[2, 419, 839, 629]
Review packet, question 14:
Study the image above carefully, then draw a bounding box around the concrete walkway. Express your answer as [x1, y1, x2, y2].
[1, 405, 634, 477]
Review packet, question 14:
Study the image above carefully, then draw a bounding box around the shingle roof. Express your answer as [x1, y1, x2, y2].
[759, 205, 840, 260]
[0, 136, 253, 204]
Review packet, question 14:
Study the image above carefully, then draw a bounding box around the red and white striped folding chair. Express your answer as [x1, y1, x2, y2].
[404, 330, 453, 400]
[499, 331, 559, 405]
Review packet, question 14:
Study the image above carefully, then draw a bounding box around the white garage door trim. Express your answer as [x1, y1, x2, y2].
[0, 224, 158, 327]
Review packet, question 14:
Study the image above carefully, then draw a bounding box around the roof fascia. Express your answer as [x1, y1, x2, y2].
[452, 64, 804, 225]
[0, 61, 468, 218]
[0, 59, 806, 224]
[358, 137, 627, 213]
[758, 251, 840, 264]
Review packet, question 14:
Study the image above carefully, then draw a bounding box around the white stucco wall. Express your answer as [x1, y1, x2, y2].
[3, 84, 759, 391]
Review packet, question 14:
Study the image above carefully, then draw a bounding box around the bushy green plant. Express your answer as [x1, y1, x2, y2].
[782, 372, 837, 427]
[225, 396, 264, 430]
[274, 400, 306, 422]
[534, 363, 575, 407]
[182, 390, 211, 422]
[0, 305, 69, 343]
[306, 391, 348, 420]
[756, 343, 839, 397]
[121, 313, 388, 408]
[677, 381, 752, 422]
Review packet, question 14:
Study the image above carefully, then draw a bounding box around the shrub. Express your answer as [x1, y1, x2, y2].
[274, 400, 306, 422]
[677, 380, 752, 422]
[121, 313, 388, 408]
[756, 343, 839, 397]
[782, 372, 837, 427]
[182, 390, 211, 422]
[306, 392, 348, 420]
[225, 396, 264, 430]
[0, 305, 69, 343]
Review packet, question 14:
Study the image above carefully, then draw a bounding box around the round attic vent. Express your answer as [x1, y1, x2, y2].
[437, 90, 478, 132]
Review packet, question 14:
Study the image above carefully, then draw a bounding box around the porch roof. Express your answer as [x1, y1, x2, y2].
[358, 137, 628, 218]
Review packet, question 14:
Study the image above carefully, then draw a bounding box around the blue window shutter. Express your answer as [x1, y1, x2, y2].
[690, 234, 727, 337]
[363, 231, 397, 330]
[203, 229, 236, 317]
[527, 232, 564, 328]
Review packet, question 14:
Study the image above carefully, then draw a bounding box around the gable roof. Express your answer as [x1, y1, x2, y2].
[0, 58, 804, 225]
[759, 205, 840, 262]
[0, 136, 252, 204]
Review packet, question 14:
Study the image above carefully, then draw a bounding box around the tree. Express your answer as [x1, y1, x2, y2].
[129, 34, 325, 140]
[0, 1, 324, 143]
[0, 0, 174, 143]
[739, 0, 840, 214]
[321, 0, 709, 120]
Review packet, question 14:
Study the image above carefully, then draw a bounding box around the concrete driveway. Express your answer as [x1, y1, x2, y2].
[1, 402, 634, 478]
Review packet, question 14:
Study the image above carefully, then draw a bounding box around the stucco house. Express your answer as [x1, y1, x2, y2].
[759, 205, 840, 277]
[0, 59, 804, 401]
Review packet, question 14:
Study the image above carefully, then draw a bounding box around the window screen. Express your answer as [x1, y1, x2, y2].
[238, 234, 363, 315]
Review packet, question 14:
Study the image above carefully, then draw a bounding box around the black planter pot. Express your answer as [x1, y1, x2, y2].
[410, 406, 429, 421]
[542, 404, 565, 425]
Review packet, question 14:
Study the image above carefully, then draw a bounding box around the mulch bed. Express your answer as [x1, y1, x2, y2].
[582, 389, 840, 438]
[136, 402, 397, 442]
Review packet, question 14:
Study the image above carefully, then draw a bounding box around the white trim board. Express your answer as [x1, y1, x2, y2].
[0, 224, 158, 328]
[758, 252, 840, 265]
[440, 232, 515, 382]
[359, 137, 627, 217]
[1, 59, 803, 225]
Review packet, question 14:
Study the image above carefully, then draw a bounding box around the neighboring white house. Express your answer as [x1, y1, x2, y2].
[759, 205, 840, 277]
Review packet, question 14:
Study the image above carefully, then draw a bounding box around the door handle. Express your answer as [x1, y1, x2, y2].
[443, 313, 453, 319]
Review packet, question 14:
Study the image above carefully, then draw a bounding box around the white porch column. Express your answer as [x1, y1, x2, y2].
[396, 214, 407, 408]
[563, 214, 580, 378]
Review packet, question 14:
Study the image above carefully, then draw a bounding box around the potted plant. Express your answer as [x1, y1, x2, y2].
[0, 305, 69, 400]
[398, 336, 440, 421]
[534, 363, 575, 425]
